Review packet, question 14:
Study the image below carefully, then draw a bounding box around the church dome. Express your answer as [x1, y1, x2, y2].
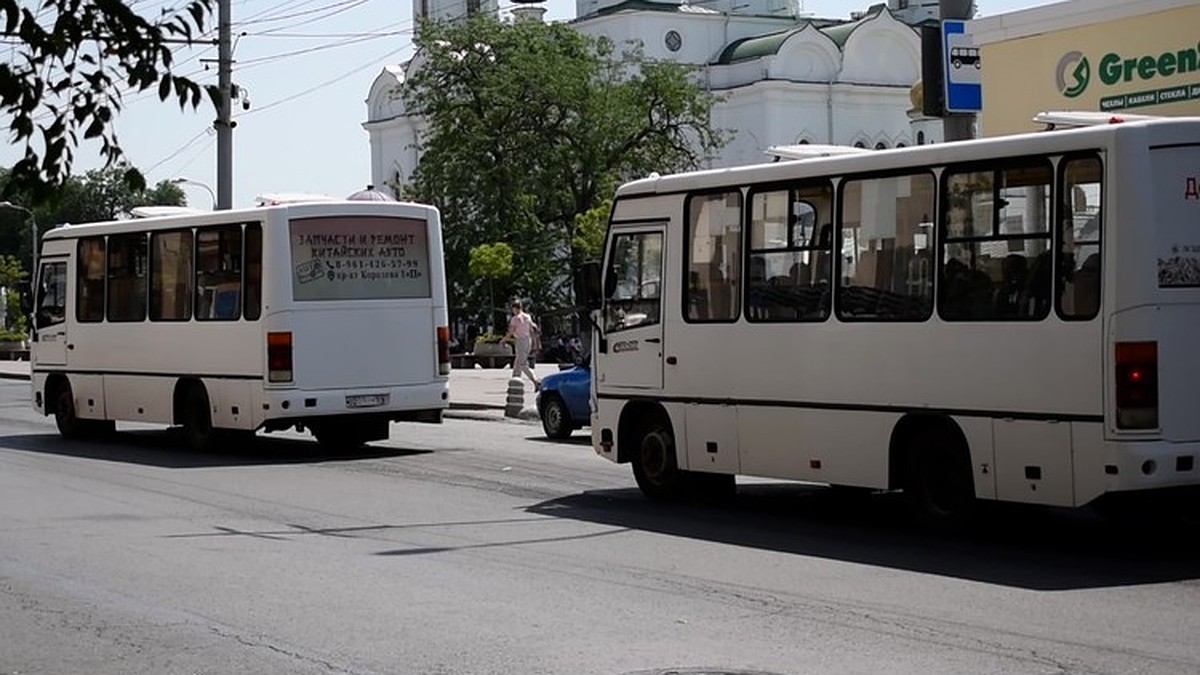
[347, 185, 397, 201]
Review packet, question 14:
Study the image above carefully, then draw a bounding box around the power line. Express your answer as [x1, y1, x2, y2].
[235, 0, 374, 27]
[235, 0, 327, 24]
[144, 127, 214, 174]
[250, 27, 407, 39]
[236, 30, 409, 68]
[239, 42, 411, 115]
[163, 134, 218, 181]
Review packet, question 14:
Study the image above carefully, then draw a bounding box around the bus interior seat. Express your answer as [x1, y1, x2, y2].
[1020, 252, 1053, 316]
[993, 254, 1028, 317]
[1073, 253, 1101, 315]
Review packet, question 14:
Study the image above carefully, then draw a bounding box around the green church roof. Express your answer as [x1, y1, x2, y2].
[713, 4, 891, 64]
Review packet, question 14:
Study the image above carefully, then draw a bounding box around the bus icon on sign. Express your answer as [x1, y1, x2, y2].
[951, 46, 980, 69]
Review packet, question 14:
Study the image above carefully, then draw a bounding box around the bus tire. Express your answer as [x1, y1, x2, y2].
[53, 382, 86, 440]
[631, 415, 687, 501]
[903, 426, 975, 532]
[181, 386, 215, 452]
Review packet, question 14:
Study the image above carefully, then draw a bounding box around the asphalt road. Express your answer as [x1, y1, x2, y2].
[1, 379, 1198, 675]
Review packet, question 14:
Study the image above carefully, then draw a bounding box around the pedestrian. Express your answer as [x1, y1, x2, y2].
[502, 299, 541, 390]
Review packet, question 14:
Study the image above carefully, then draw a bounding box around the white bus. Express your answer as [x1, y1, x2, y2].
[584, 115, 1200, 527]
[28, 199, 451, 450]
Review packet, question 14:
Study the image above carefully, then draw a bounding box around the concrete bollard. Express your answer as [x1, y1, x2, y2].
[505, 378, 525, 418]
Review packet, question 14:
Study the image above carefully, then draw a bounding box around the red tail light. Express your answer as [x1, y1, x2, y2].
[436, 326, 451, 376]
[1115, 341, 1158, 429]
[267, 331, 294, 383]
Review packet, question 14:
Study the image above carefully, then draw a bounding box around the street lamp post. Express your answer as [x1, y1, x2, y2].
[169, 177, 217, 210]
[0, 200, 38, 278]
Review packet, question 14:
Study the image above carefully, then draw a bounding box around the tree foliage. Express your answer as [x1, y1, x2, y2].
[401, 15, 726, 324]
[0, 254, 26, 338]
[48, 166, 186, 225]
[0, 166, 185, 280]
[468, 242, 513, 281]
[469, 242, 513, 331]
[572, 199, 610, 262]
[0, 0, 215, 204]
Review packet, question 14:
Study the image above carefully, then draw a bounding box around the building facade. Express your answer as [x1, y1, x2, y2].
[970, 0, 1200, 136]
[364, 0, 945, 194]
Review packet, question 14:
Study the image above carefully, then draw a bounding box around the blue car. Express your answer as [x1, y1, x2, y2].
[536, 362, 590, 439]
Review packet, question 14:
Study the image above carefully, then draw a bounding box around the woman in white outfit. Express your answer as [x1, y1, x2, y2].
[503, 300, 541, 389]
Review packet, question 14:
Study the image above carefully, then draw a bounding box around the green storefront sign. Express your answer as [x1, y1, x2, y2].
[1057, 40, 1200, 110]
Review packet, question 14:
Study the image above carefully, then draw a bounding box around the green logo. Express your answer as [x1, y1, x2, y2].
[1056, 51, 1090, 98]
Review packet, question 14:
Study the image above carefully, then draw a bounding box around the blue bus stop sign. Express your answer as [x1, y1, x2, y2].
[943, 19, 982, 113]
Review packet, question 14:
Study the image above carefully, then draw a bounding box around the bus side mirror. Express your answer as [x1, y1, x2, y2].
[576, 261, 602, 310]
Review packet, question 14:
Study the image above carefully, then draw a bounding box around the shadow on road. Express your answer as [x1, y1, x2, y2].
[527, 482, 1200, 591]
[0, 429, 432, 468]
[526, 434, 592, 447]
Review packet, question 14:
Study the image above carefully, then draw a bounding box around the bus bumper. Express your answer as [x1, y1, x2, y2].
[262, 380, 449, 426]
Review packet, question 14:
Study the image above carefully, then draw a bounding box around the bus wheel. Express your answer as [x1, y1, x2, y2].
[182, 386, 215, 452]
[54, 383, 86, 440]
[903, 427, 975, 532]
[631, 416, 686, 501]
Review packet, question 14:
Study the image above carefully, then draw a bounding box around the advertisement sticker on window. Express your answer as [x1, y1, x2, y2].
[290, 216, 431, 300]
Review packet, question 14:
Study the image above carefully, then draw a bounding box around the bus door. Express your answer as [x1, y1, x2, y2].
[598, 224, 665, 390]
[32, 258, 68, 366]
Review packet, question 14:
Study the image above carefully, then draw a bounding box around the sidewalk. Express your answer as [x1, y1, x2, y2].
[0, 360, 542, 424]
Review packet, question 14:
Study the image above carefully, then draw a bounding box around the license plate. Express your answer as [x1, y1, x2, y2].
[346, 393, 389, 409]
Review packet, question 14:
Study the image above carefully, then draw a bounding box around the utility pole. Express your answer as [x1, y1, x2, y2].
[940, 0, 975, 141]
[216, 0, 233, 209]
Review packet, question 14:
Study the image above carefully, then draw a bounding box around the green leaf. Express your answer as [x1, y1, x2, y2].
[121, 167, 146, 193]
[2, 0, 214, 200]
[83, 117, 103, 139]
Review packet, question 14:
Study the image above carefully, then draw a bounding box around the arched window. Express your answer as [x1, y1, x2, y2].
[874, 142, 887, 150]
[917, 131, 926, 145]
[853, 141, 866, 149]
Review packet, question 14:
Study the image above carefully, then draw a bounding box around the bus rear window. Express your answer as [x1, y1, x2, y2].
[290, 215, 431, 301]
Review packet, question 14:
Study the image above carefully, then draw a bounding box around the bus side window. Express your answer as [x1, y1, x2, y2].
[938, 160, 1052, 321]
[196, 225, 243, 321]
[839, 172, 935, 321]
[106, 233, 148, 322]
[1058, 156, 1102, 320]
[76, 237, 106, 323]
[686, 191, 742, 322]
[150, 230, 194, 321]
[35, 261, 67, 330]
[244, 223, 262, 320]
[746, 186, 833, 322]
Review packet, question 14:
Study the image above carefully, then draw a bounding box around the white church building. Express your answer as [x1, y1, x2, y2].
[364, 0, 948, 194]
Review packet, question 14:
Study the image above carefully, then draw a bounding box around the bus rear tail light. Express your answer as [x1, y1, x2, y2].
[1115, 341, 1158, 430]
[436, 326, 451, 376]
[267, 331, 294, 383]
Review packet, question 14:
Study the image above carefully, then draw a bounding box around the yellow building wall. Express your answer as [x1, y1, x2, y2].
[980, 5, 1200, 136]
